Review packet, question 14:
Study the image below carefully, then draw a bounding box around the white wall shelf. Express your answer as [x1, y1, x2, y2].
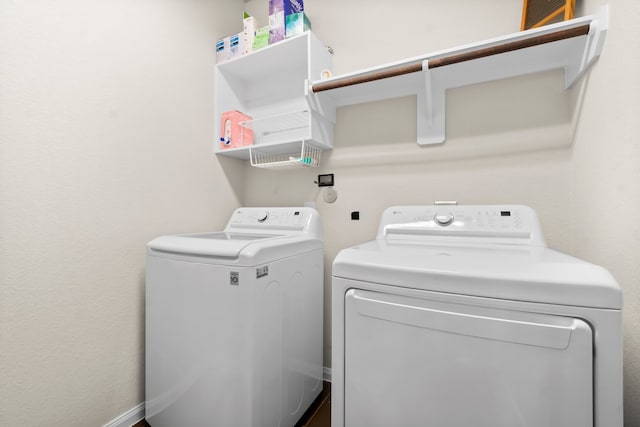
[308, 5, 608, 145]
[214, 31, 333, 163]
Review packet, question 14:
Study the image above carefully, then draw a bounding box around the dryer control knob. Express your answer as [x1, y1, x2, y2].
[434, 212, 454, 226]
[256, 210, 269, 223]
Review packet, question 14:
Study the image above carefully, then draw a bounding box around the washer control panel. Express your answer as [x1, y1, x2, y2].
[230, 208, 306, 227]
[378, 205, 545, 246]
[256, 210, 270, 223]
[225, 207, 323, 239]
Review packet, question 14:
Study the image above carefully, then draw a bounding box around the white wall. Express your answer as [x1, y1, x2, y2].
[0, 0, 243, 425]
[243, 0, 640, 425]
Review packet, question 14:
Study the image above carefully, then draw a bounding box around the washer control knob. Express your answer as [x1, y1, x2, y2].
[256, 210, 269, 223]
[434, 212, 454, 226]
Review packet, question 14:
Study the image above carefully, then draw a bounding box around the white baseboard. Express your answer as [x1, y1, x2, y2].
[323, 366, 332, 382]
[103, 402, 145, 427]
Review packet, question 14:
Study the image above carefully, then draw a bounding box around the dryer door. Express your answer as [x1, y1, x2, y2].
[344, 289, 593, 427]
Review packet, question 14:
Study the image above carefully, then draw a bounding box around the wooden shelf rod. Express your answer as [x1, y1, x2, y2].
[311, 24, 590, 94]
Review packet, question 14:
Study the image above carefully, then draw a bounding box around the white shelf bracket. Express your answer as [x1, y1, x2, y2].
[566, 5, 608, 87]
[304, 77, 314, 111]
[423, 59, 433, 128]
[306, 78, 337, 123]
[584, 6, 609, 72]
[417, 59, 446, 145]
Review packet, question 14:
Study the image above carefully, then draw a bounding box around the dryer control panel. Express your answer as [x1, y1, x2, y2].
[378, 205, 546, 246]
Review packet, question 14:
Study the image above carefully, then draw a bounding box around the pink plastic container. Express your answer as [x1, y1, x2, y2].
[220, 110, 254, 149]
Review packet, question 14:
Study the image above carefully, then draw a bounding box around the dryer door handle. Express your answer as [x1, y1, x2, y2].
[350, 290, 588, 350]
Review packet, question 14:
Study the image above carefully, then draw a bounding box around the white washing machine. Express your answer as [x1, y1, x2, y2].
[146, 207, 324, 427]
[332, 204, 622, 427]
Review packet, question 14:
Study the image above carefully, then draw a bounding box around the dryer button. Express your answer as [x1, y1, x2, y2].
[434, 212, 454, 226]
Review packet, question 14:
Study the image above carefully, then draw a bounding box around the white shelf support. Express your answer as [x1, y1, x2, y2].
[566, 5, 608, 88]
[305, 78, 336, 123]
[417, 59, 447, 145]
[422, 60, 433, 129]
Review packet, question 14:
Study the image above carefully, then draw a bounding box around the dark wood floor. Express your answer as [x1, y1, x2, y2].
[134, 381, 331, 427]
[296, 381, 331, 427]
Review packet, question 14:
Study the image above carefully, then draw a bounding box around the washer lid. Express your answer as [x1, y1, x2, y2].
[148, 232, 280, 258]
[332, 240, 621, 309]
[148, 232, 322, 265]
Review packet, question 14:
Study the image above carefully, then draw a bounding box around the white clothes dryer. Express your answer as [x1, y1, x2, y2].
[332, 204, 622, 427]
[146, 207, 324, 427]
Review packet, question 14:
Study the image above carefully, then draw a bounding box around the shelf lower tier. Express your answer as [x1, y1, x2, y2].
[249, 140, 322, 170]
[214, 109, 333, 163]
[216, 139, 331, 161]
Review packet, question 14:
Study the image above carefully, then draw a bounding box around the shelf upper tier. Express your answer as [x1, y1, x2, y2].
[216, 32, 310, 81]
[307, 6, 608, 145]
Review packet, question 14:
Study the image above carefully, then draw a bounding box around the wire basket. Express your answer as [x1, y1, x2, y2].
[249, 141, 321, 170]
